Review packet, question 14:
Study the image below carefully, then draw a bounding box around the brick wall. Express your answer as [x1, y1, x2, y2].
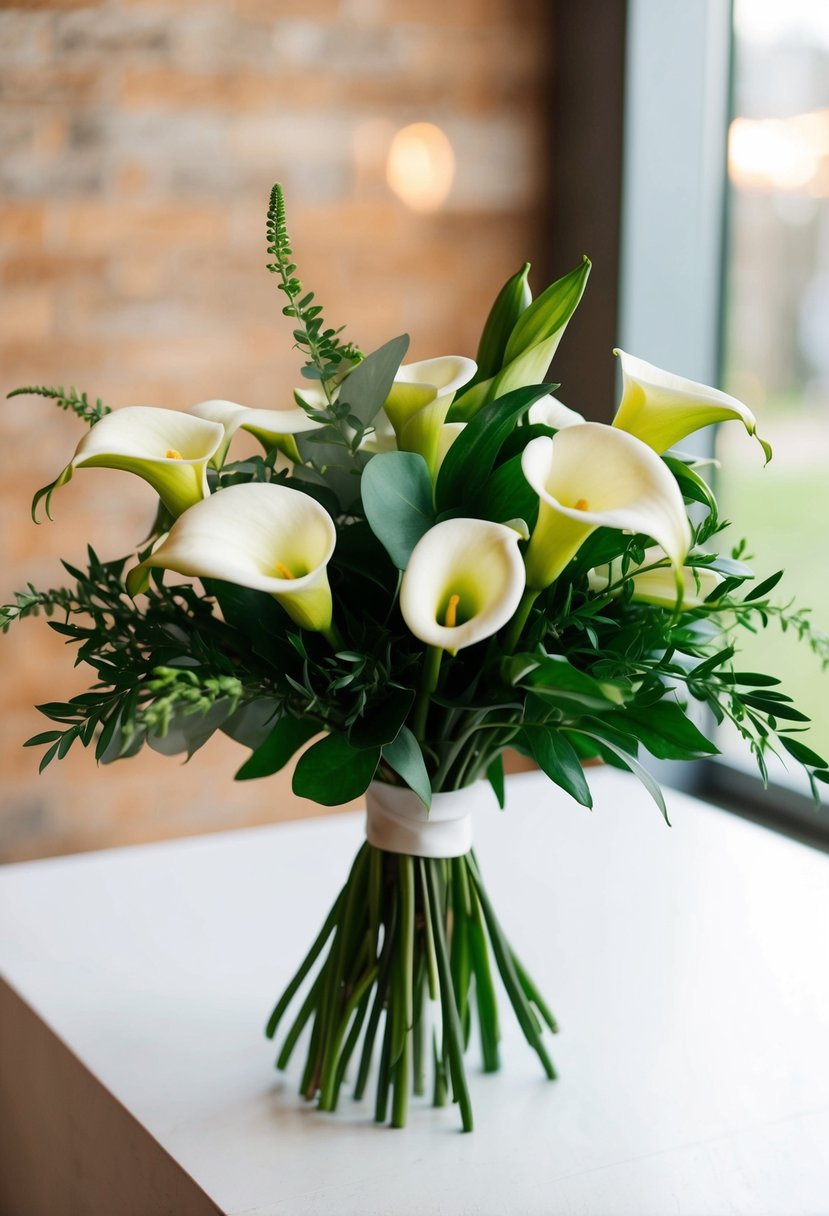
[0, 0, 553, 861]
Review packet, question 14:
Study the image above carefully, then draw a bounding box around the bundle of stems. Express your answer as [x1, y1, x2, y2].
[266, 841, 557, 1131]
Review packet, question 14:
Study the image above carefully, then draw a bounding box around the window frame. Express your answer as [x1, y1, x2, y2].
[617, 0, 827, 843]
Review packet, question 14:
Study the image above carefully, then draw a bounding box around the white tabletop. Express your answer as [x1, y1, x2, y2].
[1, 767, 828, 1215]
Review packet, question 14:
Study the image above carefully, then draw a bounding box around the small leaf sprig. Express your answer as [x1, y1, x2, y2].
[266, 183, 361, 400]
[6, 385, 110, 427]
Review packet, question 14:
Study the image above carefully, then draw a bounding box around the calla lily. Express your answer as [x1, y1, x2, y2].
[34, 406, 224, 520]
[237, 406, 324, 464]
[191, 399, 324, 466]
[435, 422, 465, 473]
[383, 356, 477, 436]
[521, 424, 692, 590]
[126, 482, 337, 637]
[527, 394, 586, 431]
[190, 399, 249, 467]
[588, 547, 723, 609]
[360, 409, 398, 455]
[400, 518, 526, 655]
[612, 349, 772, 462]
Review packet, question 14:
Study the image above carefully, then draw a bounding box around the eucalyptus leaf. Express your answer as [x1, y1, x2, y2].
[338, 334, 409, 427]
[293, 733, 381, 804]
[361, 451, 435, 569]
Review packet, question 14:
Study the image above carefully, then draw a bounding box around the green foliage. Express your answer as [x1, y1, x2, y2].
[362, 451, 435, 569]
[266, 183, 360, 391]
[3, 183, 827, 819]
[7, 384, 110, 426]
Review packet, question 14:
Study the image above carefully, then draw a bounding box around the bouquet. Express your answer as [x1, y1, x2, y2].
[4, 185, 827, 1132]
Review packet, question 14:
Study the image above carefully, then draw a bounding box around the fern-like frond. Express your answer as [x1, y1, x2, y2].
[266, 184, 361, 398]
[7, 385, 110, 426]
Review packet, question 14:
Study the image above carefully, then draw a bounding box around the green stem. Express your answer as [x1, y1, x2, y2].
[425, 860, 474, 1132]
[411, 645, 443, 742]
[502, 585, 540, 653]
[266, 890, 344, 1039]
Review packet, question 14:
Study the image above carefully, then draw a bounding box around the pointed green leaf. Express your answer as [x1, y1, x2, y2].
[523, 725, 593, 808]
[468, 262, 532, 386]
[235, 715, 319, 780]
[435, 383, 550, 514]
[382, 726, 432, 809]
[485, 752, 505, 809]
[350, 687, 415, 748]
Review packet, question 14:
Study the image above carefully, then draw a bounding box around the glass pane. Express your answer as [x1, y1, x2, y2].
[720, 0, 829, 793]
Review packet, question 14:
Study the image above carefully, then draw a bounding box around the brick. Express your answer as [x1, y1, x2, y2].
[53, 201, 230, 249]
[0, 66, 101, 104]
[0, 288, 55, 340]
[1, 251, 106, 286]
[0, 0, 551, 862]
[0, 201, 45, 246]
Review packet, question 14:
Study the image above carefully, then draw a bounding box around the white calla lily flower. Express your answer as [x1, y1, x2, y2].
[400, 518, 526, 655]
[384, 356, 477, 435]
[237, 406, 324, 463]
[521, 424, 692, 590]
[191, 399, 324, 466]
[527, 394, 586, 430]
[612, 349, 772, 462]
[127, 482, 337, 637]
[435, 421, 465, 472]
[360, 409, 398, 455]
[36, 406, 224, 520]
[190, 399, 249, 467]
[587, 547, 723, 609]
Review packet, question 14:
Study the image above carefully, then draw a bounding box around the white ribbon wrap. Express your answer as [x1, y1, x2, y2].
[365, 780, 490, 858]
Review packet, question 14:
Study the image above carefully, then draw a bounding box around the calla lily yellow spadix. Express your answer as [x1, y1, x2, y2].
[400, 518, 526, 655]
[33, 406, 225, 521]
[612, 349, 772, 462]
[126, 482, 337, 639]
[521, 424, 692, 590]
[587, 547, 723, 609]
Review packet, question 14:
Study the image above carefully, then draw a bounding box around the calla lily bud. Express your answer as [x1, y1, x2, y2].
[34, 406, 224, 521]
[521, 424, 691, 590]
[400, 518, 526, 655]
[127, 482, 337, 636]
[450, 257, 590, 422]
[588, 547, 723, 609]
[527, 394, 586, 431]
[612, 349, 772, 462]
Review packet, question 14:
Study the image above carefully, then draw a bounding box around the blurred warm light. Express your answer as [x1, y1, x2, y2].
[386, 123, 455, 212]
[728, 111, 829, 195]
